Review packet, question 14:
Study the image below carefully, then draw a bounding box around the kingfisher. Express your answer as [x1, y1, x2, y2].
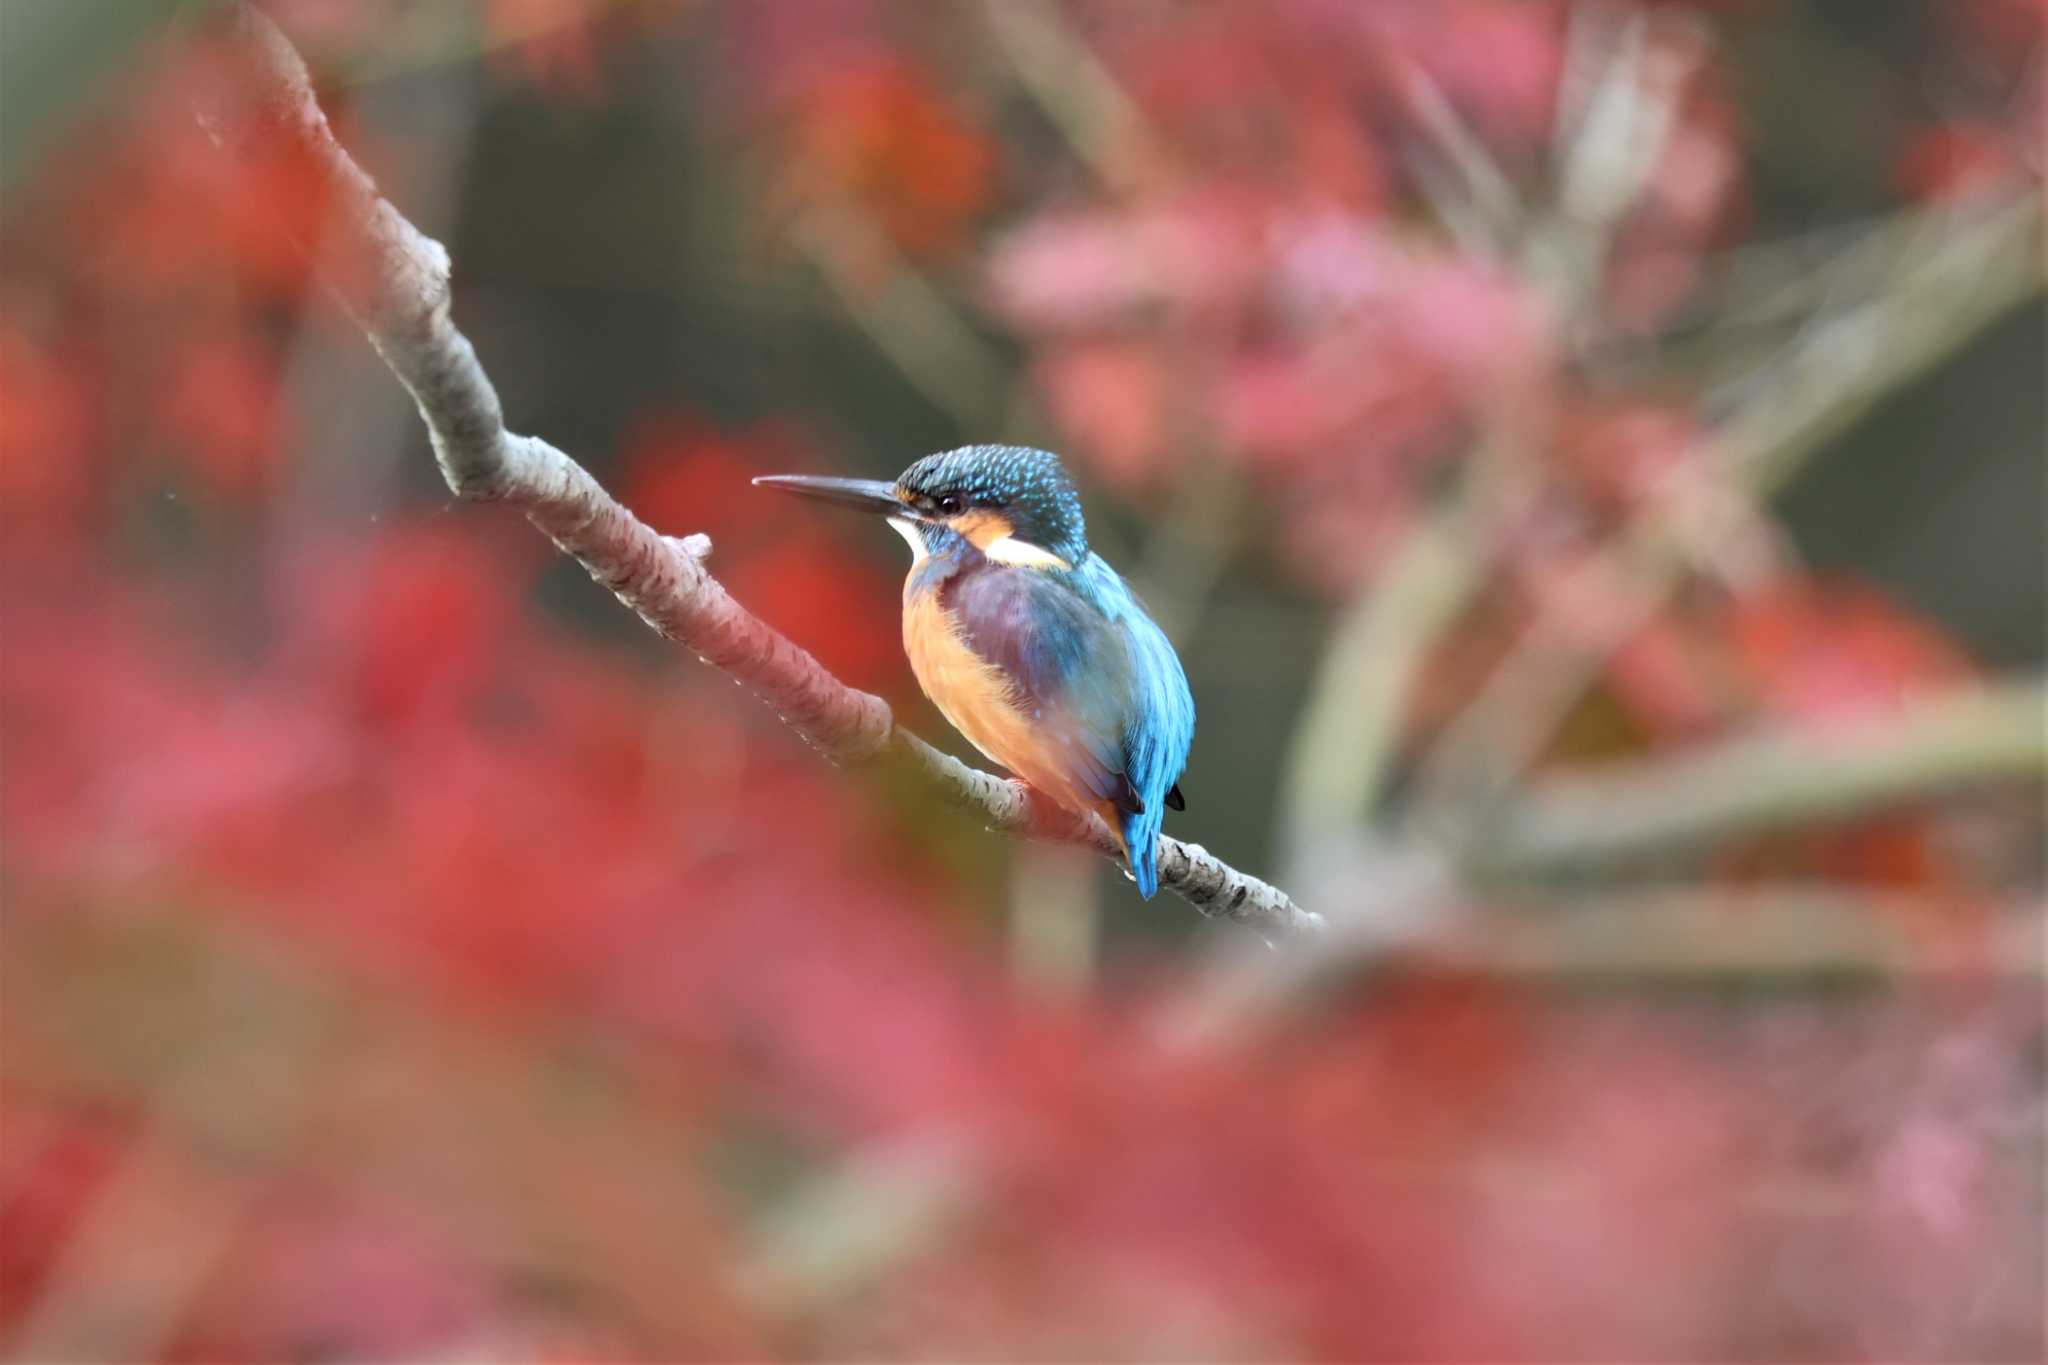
[754, 445, 1194, 898]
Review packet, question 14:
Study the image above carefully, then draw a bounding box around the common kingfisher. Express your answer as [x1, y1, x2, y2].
[755, 445, 1194, 898]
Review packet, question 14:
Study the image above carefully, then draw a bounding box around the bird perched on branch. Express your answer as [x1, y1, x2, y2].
[756, 445, 1194, 897]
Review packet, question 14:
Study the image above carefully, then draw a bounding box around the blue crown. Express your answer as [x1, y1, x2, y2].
[897, 445, 1088, 563]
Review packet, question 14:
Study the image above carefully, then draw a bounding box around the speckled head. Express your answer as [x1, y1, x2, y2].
[894, 445, 1087, 568]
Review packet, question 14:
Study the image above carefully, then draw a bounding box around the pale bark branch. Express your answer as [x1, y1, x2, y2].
[1468, 677, 2047, 879]
[203, 2, 1319, 941]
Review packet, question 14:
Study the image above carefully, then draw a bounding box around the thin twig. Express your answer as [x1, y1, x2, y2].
[1531, 3, 1708, 330]
[979, 0, 1164, 192]
[1716, 192, 2044, 495]
[787, 201, 1014, 435]
[1411, 190, 2045, 822]
[200, 2, 1320, 942]
[1378, 44, 1525, 256]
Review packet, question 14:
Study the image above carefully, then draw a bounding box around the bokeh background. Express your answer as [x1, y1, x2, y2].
[2, 0, 2043, 1359]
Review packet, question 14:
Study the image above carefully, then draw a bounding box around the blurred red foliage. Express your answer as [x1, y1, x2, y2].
[1896, 121, 2027, 202]
[617, 414, 906, 695]
[157, 335, 290, 499]
[0, 323, 101, 538]
[1725, 578, 1977, 724]
[57, 40, 336, 305]
[0, 3, 2039, 1359]
[0, 1098, 132, 1328]
[773, 56, 996, 261]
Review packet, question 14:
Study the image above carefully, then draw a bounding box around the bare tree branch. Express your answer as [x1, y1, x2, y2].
[1275, 502, 1482, 877]
[201, 2, 1320, 942]
[1410, 190, 2045, 822]
[1468, 677, 2047, 879]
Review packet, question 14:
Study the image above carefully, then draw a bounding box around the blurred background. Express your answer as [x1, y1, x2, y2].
[2, 0, 2043, 1359]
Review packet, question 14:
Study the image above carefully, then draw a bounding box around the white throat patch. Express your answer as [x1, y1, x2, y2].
[981, 534, 1071, 570]
[888, 517, 1070, 571]
[887, 516, 928, 563]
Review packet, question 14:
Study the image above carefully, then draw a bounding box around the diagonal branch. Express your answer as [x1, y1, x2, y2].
[199, 2, 1320, 942]
[1468, 677, 2047, 880]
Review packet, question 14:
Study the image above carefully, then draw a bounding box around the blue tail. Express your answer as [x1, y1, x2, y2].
[1063, 552, 1193, 903]
[1122, 807, 1163, 899]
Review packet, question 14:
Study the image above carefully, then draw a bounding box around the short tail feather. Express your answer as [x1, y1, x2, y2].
[1120, 807, 1164, 899]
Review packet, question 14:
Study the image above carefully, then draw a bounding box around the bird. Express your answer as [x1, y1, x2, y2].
[754, 445, 1194, 898]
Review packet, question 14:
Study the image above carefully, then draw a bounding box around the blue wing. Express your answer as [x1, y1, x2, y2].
[1081, 559, 1196, 897]
[944, 561, 1136, 811]
[946, 555, 1195, 898]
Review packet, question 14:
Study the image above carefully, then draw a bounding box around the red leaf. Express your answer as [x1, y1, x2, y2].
[777, 56, 996, 259]
[159, 336, 287, 497]
[1725, 579, 1976, 723]
[0, 326, 100, 537]
[1895, 122, 2019, 203]
[1032, 340, 1174, 492]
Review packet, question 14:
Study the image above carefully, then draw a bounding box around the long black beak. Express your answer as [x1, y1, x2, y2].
[751, 474, 905, 517]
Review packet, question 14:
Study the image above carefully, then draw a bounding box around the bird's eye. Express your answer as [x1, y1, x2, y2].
[936, 494, 964, 515]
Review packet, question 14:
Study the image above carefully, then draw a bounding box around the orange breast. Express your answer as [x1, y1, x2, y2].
[903, 590, 1101, 821]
